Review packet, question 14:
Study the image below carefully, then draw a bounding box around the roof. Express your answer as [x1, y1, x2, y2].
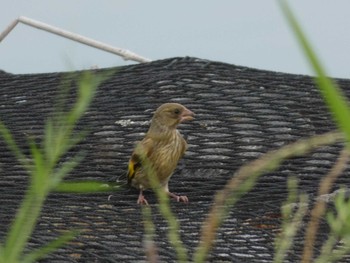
[0, 57, 349, 262]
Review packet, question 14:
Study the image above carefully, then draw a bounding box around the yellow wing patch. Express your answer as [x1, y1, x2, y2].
[127, 153, 142, 185]
[128, 159, 136, 179]
[127, 139, 153, 186]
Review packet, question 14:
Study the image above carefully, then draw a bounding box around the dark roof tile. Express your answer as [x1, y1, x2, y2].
[0, 57, 349, 262]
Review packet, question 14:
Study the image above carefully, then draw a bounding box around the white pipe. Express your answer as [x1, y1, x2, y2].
[0, 16, 151, 63]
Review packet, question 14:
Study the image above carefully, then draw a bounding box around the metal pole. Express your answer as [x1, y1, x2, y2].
[0, 16, 151, 63]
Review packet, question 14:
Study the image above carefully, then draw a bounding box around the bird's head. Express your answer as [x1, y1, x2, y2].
[152, 103, 194, 129]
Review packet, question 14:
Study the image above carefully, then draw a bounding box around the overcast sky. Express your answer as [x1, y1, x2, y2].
[1, 1, 350, 78]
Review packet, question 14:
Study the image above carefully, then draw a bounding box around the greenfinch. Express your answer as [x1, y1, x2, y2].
[127, 103, 194, 205]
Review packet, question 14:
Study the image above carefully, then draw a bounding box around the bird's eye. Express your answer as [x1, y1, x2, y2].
[174, 108, 181, 115]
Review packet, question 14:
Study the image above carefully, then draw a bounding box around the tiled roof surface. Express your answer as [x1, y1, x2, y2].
[0, 57, 349, 262]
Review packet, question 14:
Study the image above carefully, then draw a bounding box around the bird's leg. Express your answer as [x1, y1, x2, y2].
[168, 192, 189, 203]
[137, 189, 149, 205]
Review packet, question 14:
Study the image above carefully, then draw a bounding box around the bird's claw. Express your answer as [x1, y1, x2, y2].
[169, 192, 189, 203]
[137, 194, 149, 205]
[137, 192, 188, 205]
[178, 195, 189, 203]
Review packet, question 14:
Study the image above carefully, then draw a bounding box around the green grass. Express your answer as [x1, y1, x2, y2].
[0, 72, 110, 263]
[279, 1, 350, 262]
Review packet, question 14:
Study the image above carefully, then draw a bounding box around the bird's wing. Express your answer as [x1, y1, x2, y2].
[127, 138, 154, 185]
[179, 135, 188, 159]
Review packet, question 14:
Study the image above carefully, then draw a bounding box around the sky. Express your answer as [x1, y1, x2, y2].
[1, 1, 350, 78]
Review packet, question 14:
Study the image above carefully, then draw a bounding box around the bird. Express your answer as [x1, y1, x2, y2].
[127, 103, 194, 205]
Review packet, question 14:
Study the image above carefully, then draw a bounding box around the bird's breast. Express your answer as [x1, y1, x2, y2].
[151, 131, 185, 180]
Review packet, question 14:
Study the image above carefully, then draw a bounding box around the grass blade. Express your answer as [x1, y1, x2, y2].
[0, 121, 29, 168]
[3, 188, 46, 262]
[273, 178, 308, 263]
[49, 154, 85, 189]
[54, 181, 116, 193]
[138, 147, 189, 263]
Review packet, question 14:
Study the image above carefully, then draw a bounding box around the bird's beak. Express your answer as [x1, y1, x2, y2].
[180, 108, 195, 122]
